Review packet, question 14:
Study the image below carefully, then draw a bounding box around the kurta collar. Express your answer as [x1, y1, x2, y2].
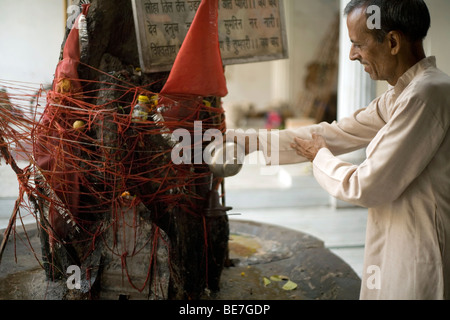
[393, 56, 437, 96]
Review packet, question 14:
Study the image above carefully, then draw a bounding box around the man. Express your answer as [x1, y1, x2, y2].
[230, 0, 450, 299]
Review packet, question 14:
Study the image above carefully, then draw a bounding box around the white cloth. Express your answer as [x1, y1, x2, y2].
[239, 56, 450, 299]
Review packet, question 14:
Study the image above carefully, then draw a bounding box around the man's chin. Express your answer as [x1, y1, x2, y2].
[363, 64, 370, 72]
[362, 65, 377, 79]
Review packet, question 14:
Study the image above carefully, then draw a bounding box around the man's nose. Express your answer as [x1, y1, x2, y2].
[349, 45, 360, 61]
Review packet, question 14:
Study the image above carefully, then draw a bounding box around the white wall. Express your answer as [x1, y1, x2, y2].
[223, 0, 340, 126]
[223, 0, 450, 124]
[0, 0, 65, 85]
[1, 0, 448, 118]
[424, 0, 450, 75]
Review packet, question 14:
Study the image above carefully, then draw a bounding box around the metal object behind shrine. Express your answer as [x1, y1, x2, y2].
[204, 141, 244, 178]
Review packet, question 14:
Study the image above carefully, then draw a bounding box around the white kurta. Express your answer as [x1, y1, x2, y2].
[237, 57, 450, 299]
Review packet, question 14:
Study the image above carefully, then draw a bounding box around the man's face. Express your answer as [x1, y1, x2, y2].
[347, 7, 395, 82]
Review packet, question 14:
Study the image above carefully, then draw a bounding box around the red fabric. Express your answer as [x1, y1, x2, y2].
[160, 0, 227, 98]
[53, 3, 90, 93]
[34, 4, 90, 242]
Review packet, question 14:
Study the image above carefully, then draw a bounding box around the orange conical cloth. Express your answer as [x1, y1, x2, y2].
[160, 0, 228, 97]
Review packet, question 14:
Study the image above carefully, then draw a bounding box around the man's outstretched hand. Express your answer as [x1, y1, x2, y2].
[291, 134, 328, 162]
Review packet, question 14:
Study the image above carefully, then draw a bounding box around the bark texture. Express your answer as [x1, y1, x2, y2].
[39, 0, 229, 300]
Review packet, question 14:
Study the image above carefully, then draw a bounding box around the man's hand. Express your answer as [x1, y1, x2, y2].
[291, 134, 328, 162]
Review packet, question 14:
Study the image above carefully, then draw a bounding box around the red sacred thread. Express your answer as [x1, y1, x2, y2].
[120, 225, 164, 294]
[0, 67, 227, 295]
[0, 0, 229, 295]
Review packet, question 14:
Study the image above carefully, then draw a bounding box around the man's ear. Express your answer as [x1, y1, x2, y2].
[387, 31, 402, 55]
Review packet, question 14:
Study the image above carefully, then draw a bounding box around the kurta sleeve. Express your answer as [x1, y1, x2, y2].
[254, 95, 387, 165]
[312, 95, 447, 208]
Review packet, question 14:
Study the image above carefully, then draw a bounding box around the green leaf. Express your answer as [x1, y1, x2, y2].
[282, 280, 298, 291]
[269, 275, 289, 281]
[269, 275, 282, 282]
[263, 277, 271, 287]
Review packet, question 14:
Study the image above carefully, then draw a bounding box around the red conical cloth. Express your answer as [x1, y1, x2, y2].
[34, 4, 90, 242]
[160, 0, 228, 97]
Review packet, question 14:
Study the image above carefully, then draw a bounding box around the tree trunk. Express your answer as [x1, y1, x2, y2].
[37, 0, 229, 300]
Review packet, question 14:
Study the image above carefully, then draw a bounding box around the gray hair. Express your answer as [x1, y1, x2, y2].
[344, 0, 431, 43]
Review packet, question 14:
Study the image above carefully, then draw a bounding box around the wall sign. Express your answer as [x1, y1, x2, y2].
[131, 0, 288, 73]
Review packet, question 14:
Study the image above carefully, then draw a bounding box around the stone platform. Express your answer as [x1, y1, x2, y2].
[0, 220, 361, 300]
